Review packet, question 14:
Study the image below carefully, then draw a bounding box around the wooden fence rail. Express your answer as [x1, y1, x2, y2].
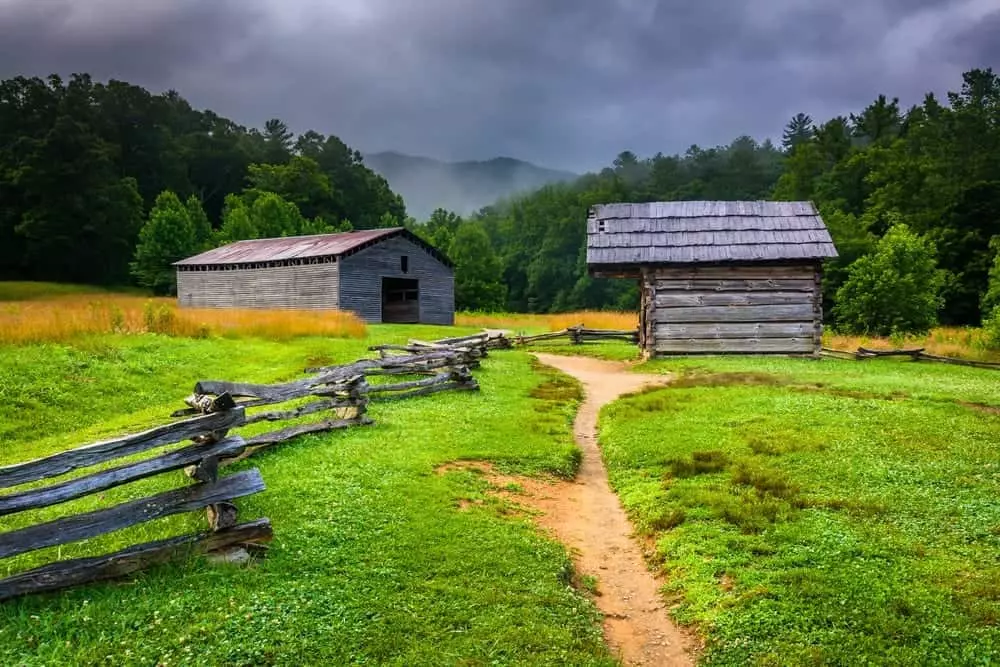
[514, 326, 639, 346]
[0, 405, 271, 603]
[0, 331, 494, 603]
[821, 346, 1000, 370]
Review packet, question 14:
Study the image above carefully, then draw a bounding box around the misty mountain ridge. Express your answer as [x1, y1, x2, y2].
[364, 151, 578, 221]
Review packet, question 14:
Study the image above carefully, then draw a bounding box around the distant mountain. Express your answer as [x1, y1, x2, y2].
[364, 151, 579, 221]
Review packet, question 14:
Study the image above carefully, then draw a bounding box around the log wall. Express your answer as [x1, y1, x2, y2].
[645, 263, 823, 356]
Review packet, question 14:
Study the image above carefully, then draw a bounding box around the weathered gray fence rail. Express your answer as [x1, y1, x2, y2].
[515, 325, 639, 346]
[0, 331, 494, 604]
[821, 346, 1000, 370]
[0, 408, 271, 603]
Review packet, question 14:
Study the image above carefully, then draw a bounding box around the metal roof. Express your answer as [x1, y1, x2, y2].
[173, 227, 452, 267]
[587, 200, 838, 266]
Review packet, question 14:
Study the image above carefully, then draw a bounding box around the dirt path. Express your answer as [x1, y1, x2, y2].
[527, 353, 696, 666]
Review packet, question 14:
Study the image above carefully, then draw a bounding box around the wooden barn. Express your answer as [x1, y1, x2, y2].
[586, 201, 838, 357]
[174, 227, 455, 325]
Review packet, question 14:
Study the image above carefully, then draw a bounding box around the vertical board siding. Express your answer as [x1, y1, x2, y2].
[176, 263, 339, 309]
[645, 262, 822, 356]
[338, 236, 455, 325]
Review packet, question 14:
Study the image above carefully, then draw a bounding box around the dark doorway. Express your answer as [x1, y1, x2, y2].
[381, 277, 420, 323]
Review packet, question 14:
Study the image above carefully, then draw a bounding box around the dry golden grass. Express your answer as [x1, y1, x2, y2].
[0, 294, 367, 344]
[823, 327, 999, 361]
[456, 310, 638, 333]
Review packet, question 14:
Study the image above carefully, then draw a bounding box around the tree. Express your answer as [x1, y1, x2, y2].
[449, 222, 506, 311]
[833, 222, 945, 336]
[216, 194, 257, 244]
[131, 191, 197, 294]
[185, 195, 213, 251]
[263, 118, 293, 163]
[782, 112, 815, 151]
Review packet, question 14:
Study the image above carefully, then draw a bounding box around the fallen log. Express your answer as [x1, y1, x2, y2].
[0, 519, 273, 603]
[0, 436, 247, 517]
[0, 409, 246, 491]
[0, 469, 266, 561]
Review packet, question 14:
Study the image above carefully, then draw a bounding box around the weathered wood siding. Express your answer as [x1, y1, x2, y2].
[176, 262, 340, 309]
[338, 236, 454, 325]
[646, 264, 822, 356]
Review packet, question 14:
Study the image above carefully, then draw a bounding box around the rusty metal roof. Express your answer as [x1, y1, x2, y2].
[173, 227, 452, 267]
[587, 201, 838, 266]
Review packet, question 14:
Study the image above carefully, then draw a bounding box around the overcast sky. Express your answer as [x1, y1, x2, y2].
[1, 0, 998, 172]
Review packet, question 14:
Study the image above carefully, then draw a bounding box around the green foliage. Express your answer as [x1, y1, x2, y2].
[981, 237, 1000, 316]
[130, 191, 198, 295]
[449, 222, 507, 311]
[0, 73, 407, 287]
[184, 195, 213, 251]
[215, 194, 257, 244]
[833, 223, 945, 336]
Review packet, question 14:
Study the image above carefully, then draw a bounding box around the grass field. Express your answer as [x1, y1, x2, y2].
[0, 327, 616, 666]
[599, 355, 1000, 665]
[5, 281, 1000, 665]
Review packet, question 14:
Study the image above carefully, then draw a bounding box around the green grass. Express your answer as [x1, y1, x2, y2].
[599, 355, 1000, 665]
[0, 330, 614, 666]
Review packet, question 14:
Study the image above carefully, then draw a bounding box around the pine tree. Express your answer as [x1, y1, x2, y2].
[185, 195, 213, 251]
[782, 113, 815, 151]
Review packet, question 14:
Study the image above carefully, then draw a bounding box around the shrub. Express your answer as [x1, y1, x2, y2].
[833, 222, 945, 336]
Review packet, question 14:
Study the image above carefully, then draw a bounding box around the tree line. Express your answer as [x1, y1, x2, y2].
[419, 68, 1000, 338]
[3, 69, 999, 337]
[0, 74, 405, 288]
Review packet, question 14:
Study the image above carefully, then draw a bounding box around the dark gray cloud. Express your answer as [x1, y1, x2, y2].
[1, 0, 998, 172]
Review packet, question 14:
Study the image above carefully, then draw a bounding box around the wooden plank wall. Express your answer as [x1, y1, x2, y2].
[338, 236, 455, 325]
[647, 264, 822, 355]
[176, 262, 340, 309]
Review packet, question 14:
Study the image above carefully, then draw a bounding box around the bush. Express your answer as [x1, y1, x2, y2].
[833, 223, 945, 336]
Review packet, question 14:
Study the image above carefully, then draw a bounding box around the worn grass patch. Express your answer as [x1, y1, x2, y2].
[0, 333, 612, 666]
[600, 356, 1000, 665]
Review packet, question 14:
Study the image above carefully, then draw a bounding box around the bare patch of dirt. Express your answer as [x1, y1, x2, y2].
[959, 401, 1000, 416]
[441, 354, 700, 666]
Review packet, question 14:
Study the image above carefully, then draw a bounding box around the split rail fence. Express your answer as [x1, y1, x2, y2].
[514, 325, 639, 346]
[0, 331, 500, 603]
[821, 346, 1000, 370]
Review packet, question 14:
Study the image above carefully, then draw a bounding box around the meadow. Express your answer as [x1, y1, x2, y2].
[0, 324, 617, 666]
[4, 282, 1000, 665]
[599, 354, 1000, 665]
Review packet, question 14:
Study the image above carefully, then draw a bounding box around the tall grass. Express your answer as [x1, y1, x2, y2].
[823, 326, 999, 361]
[456, 310, 638, 332]
[0, 294, 367, 344]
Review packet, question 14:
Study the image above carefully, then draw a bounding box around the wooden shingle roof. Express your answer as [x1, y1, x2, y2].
[587, 201, 838, 266]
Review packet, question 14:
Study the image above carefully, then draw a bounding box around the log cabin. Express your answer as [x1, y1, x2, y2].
[173, 227, 454, 325]
[586, 201, 838, 357]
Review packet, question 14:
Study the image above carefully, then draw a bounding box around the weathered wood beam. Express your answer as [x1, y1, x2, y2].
[0, 436, 247, 517]
[654, 304, 816, 323]
[244, 398, 365, 425]
[0, 519, 273, 603]
[224, 416, 374, 465]
[0, 469, 266, 561]
[0, 409, 246, 491]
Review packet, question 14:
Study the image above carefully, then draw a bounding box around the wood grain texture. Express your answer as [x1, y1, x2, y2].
[655, 322, 815, 339]
[338, 235, 454, 325]
[0, 469, 266, 561]
[654, 338, 816, 354]
[0, 519, 273, 603]
[177, 262, 340, 310]
[653, 279, 816, 292]
[0, 409, 246, 490]
[654, 304, 816, 323]
[0, 437, 247, 517]
[655, 291, 813, 308]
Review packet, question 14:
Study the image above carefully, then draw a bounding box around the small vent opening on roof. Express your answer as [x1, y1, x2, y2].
[598, 221, 606, 233]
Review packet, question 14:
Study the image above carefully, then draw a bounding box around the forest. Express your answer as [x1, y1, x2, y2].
[1, 68, 998, 336]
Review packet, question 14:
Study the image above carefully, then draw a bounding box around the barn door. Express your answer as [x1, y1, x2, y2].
[381, 277, 420, 323]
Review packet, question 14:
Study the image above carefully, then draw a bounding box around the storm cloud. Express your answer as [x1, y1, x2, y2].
[1, 0, 997, 171]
